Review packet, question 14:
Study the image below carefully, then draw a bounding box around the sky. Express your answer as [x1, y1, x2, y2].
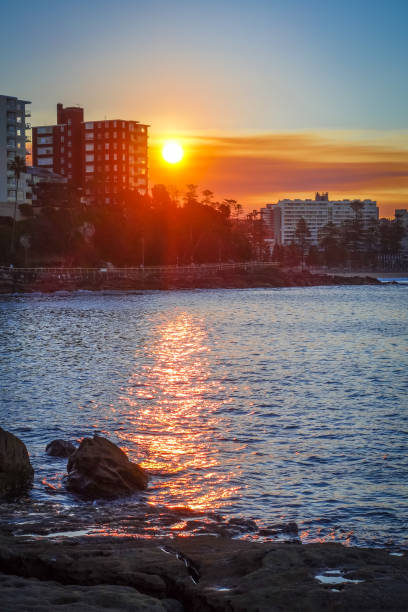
[1, 0, 407, 216]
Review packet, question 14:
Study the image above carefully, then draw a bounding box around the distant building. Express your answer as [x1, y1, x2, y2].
[26, 166, 67, 209]
[32, 104, 149, 205]
[0, 94, 31, 219]
[261, 193, 379, 246]
[82, 118, 148, 204]
[32, 104, 84, 188]
[395, 209, 408, 254]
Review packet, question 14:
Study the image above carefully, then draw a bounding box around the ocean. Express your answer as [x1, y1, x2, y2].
[1, 285, 407, 548]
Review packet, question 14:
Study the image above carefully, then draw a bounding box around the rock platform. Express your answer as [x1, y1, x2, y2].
[0, 534, 406, 611]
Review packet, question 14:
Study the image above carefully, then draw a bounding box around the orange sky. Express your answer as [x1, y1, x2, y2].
[150, 130, 408, 218]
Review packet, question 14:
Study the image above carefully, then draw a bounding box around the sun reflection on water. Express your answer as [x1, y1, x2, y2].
[119, 313, 241, 512]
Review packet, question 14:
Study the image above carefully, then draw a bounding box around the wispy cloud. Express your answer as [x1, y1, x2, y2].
[150, 131, 408, 216]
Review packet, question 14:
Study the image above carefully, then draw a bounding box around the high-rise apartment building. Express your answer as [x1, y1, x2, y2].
[0, 94, 31, 216]
[32, 104, 148, 204]
[32, 104, 84, 187]
[83, 119, 148, 204]
[261, 193, 379, 246]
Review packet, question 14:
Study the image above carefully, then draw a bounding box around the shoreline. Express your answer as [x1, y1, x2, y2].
[0, 265, 389, 294]
[1, 532, 407, 611]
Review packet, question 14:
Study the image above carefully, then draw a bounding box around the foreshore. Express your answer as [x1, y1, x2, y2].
[0, 532, 407, 611]
[0, 264, 387, 293]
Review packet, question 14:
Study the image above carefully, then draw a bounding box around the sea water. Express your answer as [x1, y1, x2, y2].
[1, 285, 407, 547]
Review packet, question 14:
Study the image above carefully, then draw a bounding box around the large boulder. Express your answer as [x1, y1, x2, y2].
[66, 435, 148, 499]
[46, 439, 76, 458]
[0, 427, 34, 499]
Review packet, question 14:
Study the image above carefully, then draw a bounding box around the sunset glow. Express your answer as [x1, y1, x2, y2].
[162, 141, 184, 164]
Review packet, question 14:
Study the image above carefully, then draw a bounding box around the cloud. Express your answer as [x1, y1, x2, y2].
[150, 131, 408, 216]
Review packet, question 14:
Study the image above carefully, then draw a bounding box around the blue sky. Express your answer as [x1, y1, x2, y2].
[1, 0, 407, 131]
[1, 0, 407, 213]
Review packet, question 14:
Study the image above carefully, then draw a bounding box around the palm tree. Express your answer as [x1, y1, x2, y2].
[8, 155, 26, 259]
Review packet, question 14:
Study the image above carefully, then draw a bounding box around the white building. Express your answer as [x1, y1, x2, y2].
[261, 192, 379, 246]
[0, 95, 31, 219]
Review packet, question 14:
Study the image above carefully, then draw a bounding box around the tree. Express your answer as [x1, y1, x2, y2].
[318, 223, 344, 267]
[7, 155, 26, 259]
[294, 217, 311, 268]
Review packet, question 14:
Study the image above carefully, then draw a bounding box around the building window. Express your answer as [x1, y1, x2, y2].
[122, 121, 125, 128]
[68, 119, 72, 125]
[61, 146, 65, 153]
[85, 165, 94, 173]
[86, 154, 94, 162]
[68, 141, 72, 147]
[105, 143, 109, 149]
[113, 153, 117, 160]
[68, 163, 72, 168]
[85, 133, 94, 140]
[113, 132, 117, 138]
[85, 143, 94, 151]
[61, 158, 65, 164]
[37, 146, 53, 155]
[105, 132, 109, 138]
[105, 121, 109, 128]
[38, 136, 53, 145]
[38, 157, 53, 165]
[68, 129, 72, 136]
[68, 151, 72, 158]
[37, 126, 53, 135]
[105, 154, 109, 160]
[113, 164, 118, 172]
[113, 143, 118, 150]
[113, 121, 117, 128]
[85, 122, 94, 129]
[60, 126, 64, 132]
[105, 164, 109, 172]
[61, 136, 65, 143]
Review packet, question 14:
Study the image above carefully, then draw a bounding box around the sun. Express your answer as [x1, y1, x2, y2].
[162, 141, 184, 164]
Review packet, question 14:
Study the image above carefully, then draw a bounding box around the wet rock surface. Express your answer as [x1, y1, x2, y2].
[46, 439, 76, 458]
[0, 428, 34, 499]
[0, 534, 407, 611]
[66, 435, 148, 499]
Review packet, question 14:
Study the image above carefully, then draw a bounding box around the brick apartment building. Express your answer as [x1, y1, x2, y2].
[32, 104, 148, 204]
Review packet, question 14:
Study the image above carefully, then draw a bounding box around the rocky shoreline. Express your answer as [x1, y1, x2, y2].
[0, 532, 407, 611]
[2, 395, 407, 610]
[0, 266, 382, 293]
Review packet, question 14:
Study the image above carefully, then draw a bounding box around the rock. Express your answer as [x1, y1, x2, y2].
[0, 427, 34, 499]
[46, 439, 76, 458]
[0, 534, 407, 611]
[66, 435, 148, 499]
[0, 573, 176, 612]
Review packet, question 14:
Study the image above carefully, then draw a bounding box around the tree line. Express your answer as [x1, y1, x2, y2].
[273, 205, 406, 269]
[0, 182, 259, 266]
[0, 172, 405, 269]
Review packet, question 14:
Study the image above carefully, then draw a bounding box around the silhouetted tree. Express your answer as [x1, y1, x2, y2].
[8, 155, 26, 258]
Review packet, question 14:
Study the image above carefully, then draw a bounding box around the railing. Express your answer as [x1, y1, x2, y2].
[1, 262, 280, 280]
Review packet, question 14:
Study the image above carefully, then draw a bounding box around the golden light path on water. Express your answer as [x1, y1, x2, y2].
[118, 312, 241, 513]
